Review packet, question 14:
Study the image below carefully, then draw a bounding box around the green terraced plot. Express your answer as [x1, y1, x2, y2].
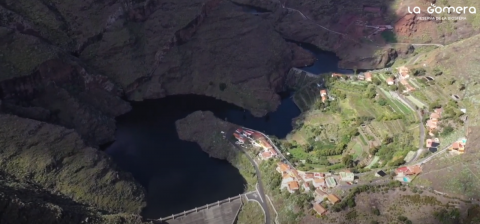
[366, 156, 380, 169]
[406, 95, 427, 109]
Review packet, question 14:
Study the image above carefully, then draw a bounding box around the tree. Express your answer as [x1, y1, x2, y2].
[364, 84, 377, 98]
[347, 198, 356, 208]
[412, 68, 426, 76]
[429, 100, 441, 109]
[377, 99, 387, 106]
[219, 83, 227, 91]
[441, 125, 454, 137]
[342, 155, 354, 168]
[372, 208, 380, 216]
[389, 84, 398, 91]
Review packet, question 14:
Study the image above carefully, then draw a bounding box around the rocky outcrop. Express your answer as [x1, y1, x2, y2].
[0, 114, 146, 214]
[0, 172, 149, 224]
[288, 43, 316, 67]
[175, 111, 239, 160]
[0, 30, 130, 145]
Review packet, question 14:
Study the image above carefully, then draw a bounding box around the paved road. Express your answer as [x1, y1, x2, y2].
[228, 129, 271, 224]
[412, 138, 464, 166]
[409, 110, 426, 163]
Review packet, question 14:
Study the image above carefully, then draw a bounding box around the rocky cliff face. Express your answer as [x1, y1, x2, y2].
[0, 171, 149, 224]
[0, 114, 146, 215]
[0, 0, 476, 221]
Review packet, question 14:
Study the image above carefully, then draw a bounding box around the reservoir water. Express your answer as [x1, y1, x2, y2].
[106, 44, 341, 218]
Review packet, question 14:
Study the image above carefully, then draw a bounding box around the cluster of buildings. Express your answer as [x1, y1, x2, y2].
[234, 128, 278, 160]
[426, 108, 442, 136]
[276, 162, 352, 216]
[397, 66, 415, 92]
[449, 138, 467, 154]
[394, 165, 422, 182]
[233, 127, 356, 217]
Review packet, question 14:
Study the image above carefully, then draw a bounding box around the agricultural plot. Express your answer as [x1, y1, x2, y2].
[348, 95, 382, 118]
[378, 88, 413, 115]
[408, 78, 422, 89]
[351, 141, 364, 160]
[366, 156, 379, 169]
[406, 95, 427, 109]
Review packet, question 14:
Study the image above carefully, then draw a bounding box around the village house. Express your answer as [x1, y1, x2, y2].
[365, 72, 373, 82]
[386, 77, 395, 85]
[357, 75, 365, 81]
[303, 182, 311, 192]
[233, 132, 246, 143]
[259, 151, 273, 160]
[313, 203, 327, 216]
[287, 181, 299, 193]
[276, 162, 290, 174]
[320, 89, 327, 103]
[395, 165, 422, 176]
[426, 139, 433, 148]
[332, 73, 343, 78]
[449, 139, 466, 153]
[282, 173, 294, 183]
[327, 194, 341, 204]
[303, 173, 315, 182]
[325, 177, 337, 188]
[357, 74, 365, 80]
[339, 171, 355, 182]
[314, 173, 325, 178]
[313, 177, 326, 188]
[397, 66, 410, 79]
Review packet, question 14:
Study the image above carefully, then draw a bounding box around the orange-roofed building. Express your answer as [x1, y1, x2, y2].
[320, 89, 327, 96]
[332, 73, 343, 78]
[269, 148, 278, 156]
[426, 139, 433, 148]
[321, 95, 327, 103]
[260, 151, 273, 160]
[365, 72, 372, 82]
[386, 77, 394, 85]
[408, 165, 422, 175]
[398, 66, 410, 79]
[304, 173, 314, 182]
[287, 181, 299, 193]
[313, 203, 327, 216]
[430, 112, 441, 119]
[233, 132, 246, 143]
[450, 142, 465, 153]
[426, 120, 438, 129]
[327, 194, 341, 204]
[259, 138, 273, 150]
[276, 162, 290, 173]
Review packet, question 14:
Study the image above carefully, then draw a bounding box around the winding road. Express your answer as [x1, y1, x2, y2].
[227, 129, 272, 224]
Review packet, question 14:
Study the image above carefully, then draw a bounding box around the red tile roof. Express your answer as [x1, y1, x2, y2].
[395, 166, 410, 174]
[288, 181, 299, 190]
[365, 72, 372, 80]
[313, 204, 327, 215]
[277, 162, 290, 172]
[327, 194, 341, 204]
